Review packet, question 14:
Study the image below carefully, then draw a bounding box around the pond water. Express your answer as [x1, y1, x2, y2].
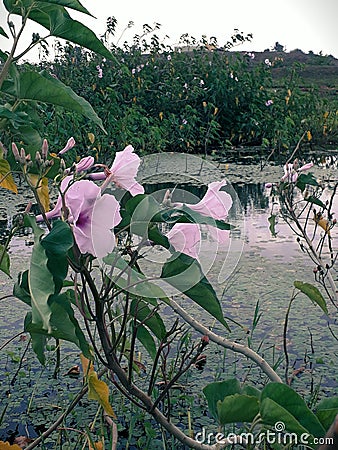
[0, 159, 337, 445]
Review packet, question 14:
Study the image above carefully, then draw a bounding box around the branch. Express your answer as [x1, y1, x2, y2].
[165, 297, 283, 383]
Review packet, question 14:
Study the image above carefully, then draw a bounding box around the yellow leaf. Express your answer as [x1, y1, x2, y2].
[313, 213, 330, 236]
[89, 441, 104, 450]
[88, 133, 95, 144]
[80, 353, 94, 377]
[159, 111, 163, 120]
[0, 159, 18, 194]
[28, 174, 50, 212]
[88, 372, 116, 418]
[0, 442, 22, 450]
[307, 130, 312, 141]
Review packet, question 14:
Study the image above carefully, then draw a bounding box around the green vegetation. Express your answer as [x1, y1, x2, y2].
[0, 1, 337, 449]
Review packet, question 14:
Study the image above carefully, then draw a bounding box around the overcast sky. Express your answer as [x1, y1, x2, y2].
[1, 0, 338, 60]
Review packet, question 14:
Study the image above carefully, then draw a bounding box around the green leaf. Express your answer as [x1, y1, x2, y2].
[13, 270, 31, 306]
[161, 253, 229, 329]
[241, 385, 261, 398]
[305, 196, 326, 209]
[0, 244, 10, 277]
[136, 326, 157, 359]
[28, 328, 47, 365]
[148, 225, 170, 249]
[261, 383, 325, 438]
[36, 0, 93, 16]
[0, 26, 9, 38]
[217, 394, 259, 425]
[268, 214, 277, 237]
[41, 220, 74, 255]
[25, 293, 91, 362]
[260, 397, 311, 438]
[296, 173, 318, 191]
[41, 221, 73, 294]
[103, 249, 167, 300]
[203, 379, 241, 421]
[130, 299, 166, 340]
[315, 397, 338, 431]
[164, 205, 233, 230]
[3, 0, 113, 60]
[294, 281, 328, 315]
[29, 233, 54, 332]
[2, 70, 105, 131]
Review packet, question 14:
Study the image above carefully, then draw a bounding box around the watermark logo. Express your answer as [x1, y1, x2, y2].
[195, 422, 334, 447]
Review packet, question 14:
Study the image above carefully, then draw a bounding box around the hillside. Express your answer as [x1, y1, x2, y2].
[238, 49, 338, 93]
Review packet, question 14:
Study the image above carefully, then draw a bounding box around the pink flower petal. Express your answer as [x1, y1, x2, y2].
[299, 162, 314, 172]
[58, 137, 76, 155]
[109, 145, 144, 195]
[188, 180, 232, 220]
[75, 156, 95, 172]
[167, 223, 201, 259]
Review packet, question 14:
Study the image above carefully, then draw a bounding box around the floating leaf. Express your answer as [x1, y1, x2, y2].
[0, 158, 17, 194]
[88, 371, 116, 417]
[294, 281, 328, 315]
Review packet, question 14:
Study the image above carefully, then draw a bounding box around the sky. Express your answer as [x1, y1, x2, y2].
[0, 0, 338, 60]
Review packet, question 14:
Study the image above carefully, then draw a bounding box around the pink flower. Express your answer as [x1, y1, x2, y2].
[167, 224, 201, 259]
[207, 226, 230, 245]
[186, 180, 232, 220]
[281, 161, 314, 183]
[37, 176, 121, 258]
[58, 137, 76, 155]
[299, 162, 314, 172]
[167, 181, 233, 258]
[89, 145, 144, 196]
[75, 156, 95, 172]
[96, 65, 103, 78]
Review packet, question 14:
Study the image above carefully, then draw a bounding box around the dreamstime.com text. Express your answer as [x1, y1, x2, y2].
[195, 422, 334, 446]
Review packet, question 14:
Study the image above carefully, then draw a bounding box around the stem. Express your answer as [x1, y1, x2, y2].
[165, 297, 283, 383]
[24, 368, 108, 450]
[283, 293, 296, 384]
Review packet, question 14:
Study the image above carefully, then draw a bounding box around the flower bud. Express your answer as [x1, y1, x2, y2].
[19, 147, 27, 164]
[75, 156, 95, 173]
[58, 137, 76, 155]
[12, 143, 20, 161]
[35, 151, 42, 166]
[41, 139, 48, 159]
